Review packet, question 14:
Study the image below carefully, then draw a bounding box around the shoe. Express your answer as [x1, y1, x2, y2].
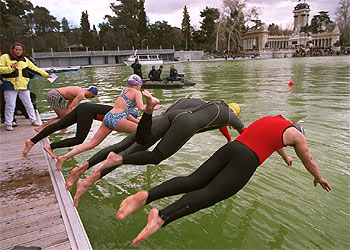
[12, 121, 18, 127]
[31, 120, 41, 126]
[6, 125, 14, 131]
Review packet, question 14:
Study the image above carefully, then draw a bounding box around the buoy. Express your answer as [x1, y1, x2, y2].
[289, 81, 294, 86]
[116, 70, 119, 74]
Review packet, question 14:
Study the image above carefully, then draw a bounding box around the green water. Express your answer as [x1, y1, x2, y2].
[31, 56, 350, 249]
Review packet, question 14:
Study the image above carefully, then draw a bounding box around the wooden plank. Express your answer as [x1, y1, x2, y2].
[0, 113, 91, 250]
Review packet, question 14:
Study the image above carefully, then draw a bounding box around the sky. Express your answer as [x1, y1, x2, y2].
[29, 0, 339, 30]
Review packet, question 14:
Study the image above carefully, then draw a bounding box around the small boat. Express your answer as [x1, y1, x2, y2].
[45, 67, 79, 73]
[142, 79, 196, 88]
[123, 50, 163, 66]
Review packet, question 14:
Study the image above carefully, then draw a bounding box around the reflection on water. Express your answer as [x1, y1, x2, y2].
[31, 56, 350, 249]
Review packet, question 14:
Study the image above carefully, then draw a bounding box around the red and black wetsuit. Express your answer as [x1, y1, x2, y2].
[146, 115, 295, 226]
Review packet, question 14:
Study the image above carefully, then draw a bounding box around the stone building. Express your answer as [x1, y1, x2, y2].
[241, 2, 340, 57]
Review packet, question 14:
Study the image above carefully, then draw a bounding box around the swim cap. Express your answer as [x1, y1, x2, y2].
[88, 86, 98, 96]
[292, 122, 305, 135]
[127, 74, 143, 86]
[228, 102, 240, 116]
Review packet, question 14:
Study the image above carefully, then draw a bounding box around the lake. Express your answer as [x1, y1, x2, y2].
[31, 56, 350, 249]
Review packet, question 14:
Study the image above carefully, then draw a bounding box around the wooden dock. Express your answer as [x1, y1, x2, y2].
[0, 114, 92, 250]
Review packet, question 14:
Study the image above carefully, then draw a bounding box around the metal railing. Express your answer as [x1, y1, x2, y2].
[33, 49, 175, 58]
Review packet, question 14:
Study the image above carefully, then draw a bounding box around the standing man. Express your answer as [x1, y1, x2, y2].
[35, 86, 98, 132]
[131, 59, 142, 78]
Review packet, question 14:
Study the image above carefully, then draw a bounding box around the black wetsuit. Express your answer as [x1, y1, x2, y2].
[30, 103, 112, 149]
[131, 63, 142, 78]
[148, 69, 156, 80]
[86, 98, 245, 178]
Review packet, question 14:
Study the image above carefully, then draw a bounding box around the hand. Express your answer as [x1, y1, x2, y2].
[12, 63, 18, 69]
[314, 177, 332, 192]
[284, 156, 293, 166]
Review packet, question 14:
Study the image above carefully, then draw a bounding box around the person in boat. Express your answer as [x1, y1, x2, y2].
[35, 86, 98, 132]
[65, 95, 244, 207]
[166, 65, 179, 81]
[22, 102, 139, 158]
[152, 65, 163, 81]
[131, 59, 142, 78]
[54, 75, 163, 171]
[148, 66, 156, 81]
[117, 116, 332, 246]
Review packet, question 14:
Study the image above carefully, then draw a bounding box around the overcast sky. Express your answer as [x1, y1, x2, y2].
[29, 0, 339, 30]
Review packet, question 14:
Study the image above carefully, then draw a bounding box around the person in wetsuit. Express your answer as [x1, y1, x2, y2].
[22, 102, 138, 158]
[148, 66, 156, 80]
[54, 74, 162, 171]
[131, 59, 142, 78]
[67, 94, 244, 207]
[116, 115, 332, 246]
[166, 65, 179, 81]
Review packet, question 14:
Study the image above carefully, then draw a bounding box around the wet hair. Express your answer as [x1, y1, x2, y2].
[292, 122, 305, 135]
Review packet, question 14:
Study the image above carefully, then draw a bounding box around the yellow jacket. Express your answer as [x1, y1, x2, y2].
[0, 52, 50, 90]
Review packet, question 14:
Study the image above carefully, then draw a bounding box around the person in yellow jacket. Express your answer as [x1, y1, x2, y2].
[0, 42, 51, 131]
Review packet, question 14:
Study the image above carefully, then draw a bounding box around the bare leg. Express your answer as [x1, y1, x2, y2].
[56, 124, 112, 171]
[117, 190, 148, 219]
[23, 139, 34, 157]
[65, 162, 89, 191]
[43, 144, 57, 159]
[132, 208, 164, 246]
[142, 90, 160, 114]
[73, 152, 123, 207]
[73, 172, 100, 207]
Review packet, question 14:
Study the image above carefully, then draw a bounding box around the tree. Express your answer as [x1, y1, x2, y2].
[80, 10, 91, 48]
[310, 11, 332, 34]
[199, 7, 220, 50]
[61, 17, 70, 33]
[217, 0, 259, 52]
[137, 0, 148, 48]
[181, 5, 192, 50]
[108, 0, 140, 49]
[335, 0, 350, 45]
[268, 23, 282, 35]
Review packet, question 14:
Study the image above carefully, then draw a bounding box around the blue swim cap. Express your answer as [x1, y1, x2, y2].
[88, 86, 98, 96]
[127, 74, 143, 86]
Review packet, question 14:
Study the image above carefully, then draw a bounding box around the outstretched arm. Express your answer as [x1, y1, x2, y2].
[276, 148, 292, 166]
[284, 128, 331, 192]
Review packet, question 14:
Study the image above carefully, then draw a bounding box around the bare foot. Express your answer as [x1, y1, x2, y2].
[55, 156, 65, 171]
[23, 139, 34, 157]
[117, 190, 148, 220]
[132, 208, 164, 246]
[73, 179, 90, 208]
[43, 145, 57, 159]
[65, 167, 81, 192]
[143, 90, 160, 106]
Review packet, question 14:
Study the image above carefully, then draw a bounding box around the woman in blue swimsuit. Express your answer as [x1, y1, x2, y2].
[55, 74, 163, 171]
